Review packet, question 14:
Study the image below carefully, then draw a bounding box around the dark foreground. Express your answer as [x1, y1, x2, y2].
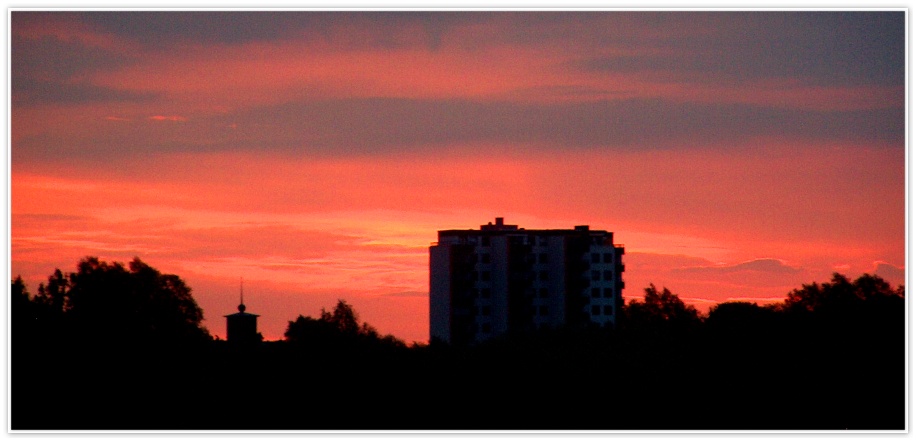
[14, 321, 903, 431]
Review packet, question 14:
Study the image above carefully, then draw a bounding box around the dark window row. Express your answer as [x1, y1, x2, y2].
[591, 287, 615, 298]
[591, 270, 615, 281]
[471, 288, 491, 298]
[591, 305, 614, 316]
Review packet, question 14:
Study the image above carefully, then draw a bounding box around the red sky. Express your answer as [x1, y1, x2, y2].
[10, 11, 905, 343]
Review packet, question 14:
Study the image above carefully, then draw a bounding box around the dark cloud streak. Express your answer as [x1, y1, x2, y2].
[574, 12, 904, 88]
[80, 11, 473, 50]
[12, 78, 159, 106]
[234, 97, 904, 152]
[12, 96, 904, 164]
[11, 34, 135, 82]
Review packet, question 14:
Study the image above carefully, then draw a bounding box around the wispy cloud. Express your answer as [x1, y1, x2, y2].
[148, 115, 187, 122]
[383, 291, 429, 298]
[672, 258, 802, 275]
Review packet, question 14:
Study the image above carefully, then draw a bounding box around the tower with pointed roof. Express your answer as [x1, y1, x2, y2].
[225, 279, 260, 345]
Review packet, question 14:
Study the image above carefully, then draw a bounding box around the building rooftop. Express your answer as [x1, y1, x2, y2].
[438, 218, 610, 236]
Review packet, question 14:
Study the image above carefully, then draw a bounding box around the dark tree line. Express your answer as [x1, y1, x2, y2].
[284, 299, 407, 353]
[13, 257, 210, 348]
[10, 257, 905, 430]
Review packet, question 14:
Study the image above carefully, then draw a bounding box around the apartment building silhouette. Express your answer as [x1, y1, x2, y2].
[430, 218, 625, 345]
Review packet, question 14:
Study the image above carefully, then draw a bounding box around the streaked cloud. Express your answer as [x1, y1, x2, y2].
[148, 115, 188, 122]
[383, 291, 429, 298]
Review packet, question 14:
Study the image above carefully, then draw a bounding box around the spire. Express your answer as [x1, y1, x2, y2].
[238, 277, 246, 313]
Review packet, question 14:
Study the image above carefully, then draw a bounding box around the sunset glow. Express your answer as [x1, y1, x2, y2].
[10, 10, 905, 343]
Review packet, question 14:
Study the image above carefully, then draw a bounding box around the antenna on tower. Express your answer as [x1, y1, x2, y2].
[238, 277, 246, 313]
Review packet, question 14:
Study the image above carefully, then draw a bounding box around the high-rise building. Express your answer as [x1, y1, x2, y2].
[430, 218, 625, 345]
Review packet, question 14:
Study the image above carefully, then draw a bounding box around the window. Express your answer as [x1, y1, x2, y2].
[539, 270, 548, 281]
[604, 270, 613, 281]
[481, 288, 491, 298]
[539, 288, 549, 298]
[539, 253, 548, 264]
[603, 253, 612, 263]
[482, 271, 491, 281]
[539, 305, 549, 316]
[481, 253, 490, 264]
[591, 253, 600, 263]
[592, 305, 601, 315]
[482, 306, 491, 316]
[481, 236, 490, 246]
[604, 305, 613, 315]
[592, 271, 600, 281]
[481, 323, 491, 333]
[591, 288, 600, 298]
[603, 288, 613, 298]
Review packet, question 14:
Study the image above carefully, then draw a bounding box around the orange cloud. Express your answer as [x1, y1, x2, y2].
[148, 115, 187, 122]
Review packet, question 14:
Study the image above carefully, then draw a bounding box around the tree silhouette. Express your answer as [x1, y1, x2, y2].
[16, 256, 209, 345]
[11, 276, 36, 335]
[702, 301, 785, 357]
[705, 301, 779, 331]
[34, 269, 69, 313]
[285, 299, 404, 351]
[621, 283, 701, 332]
[783, 272, 903, 314]
[12, 275, 29, 306]
[321, 299, 362, 335]
[11, 275, 65, 343]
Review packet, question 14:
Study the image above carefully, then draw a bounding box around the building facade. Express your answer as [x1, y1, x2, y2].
[430, 218, 625, 345]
